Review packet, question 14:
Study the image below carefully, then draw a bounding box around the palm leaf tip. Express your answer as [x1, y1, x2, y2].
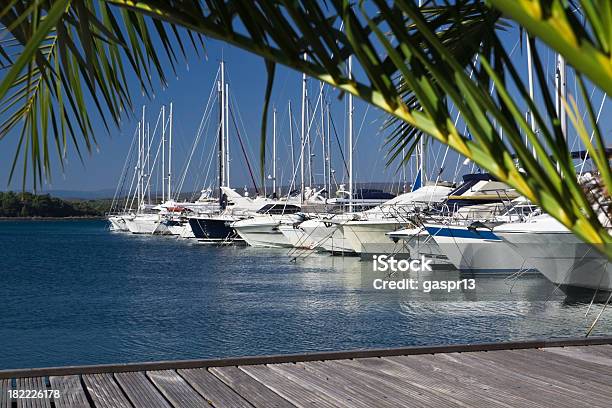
[0, 0, 199, 189]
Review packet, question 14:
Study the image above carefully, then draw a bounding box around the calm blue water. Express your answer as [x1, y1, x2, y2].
[1, 219, 610, 370]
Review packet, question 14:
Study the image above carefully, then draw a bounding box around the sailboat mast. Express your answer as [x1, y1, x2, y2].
[348, 56, 354, 212]
[218, 66, 225, 201]
[557, 55, 567, 139]
[140, 106, 145, 211]
[555, 54, 567, 171]
[326, 102, 332, 194]
[273, 107, 277, 196]
[137, 120, 141, 211]
[168, 102, 173, 201]
[320, 84, 326, 194]
[307, 97, 312, 189]
[527, 34, 536, 157]
[225, 82, 230, 187]
[300, 53, 307, 202]
[288, 101, 295, 179]
[147, 122, 151, 204]
[419, 138, 426, 185]
[220, 61, 226, 189]
[417, 0, 426, 186]
[162, 105, 165, 202]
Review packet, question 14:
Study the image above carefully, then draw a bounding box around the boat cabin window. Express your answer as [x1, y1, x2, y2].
[449, 173, 495, 196]
[257, 204, 301, 215]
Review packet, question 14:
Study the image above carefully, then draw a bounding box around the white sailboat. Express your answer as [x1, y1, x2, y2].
[125, 210, 169, 235]
[108, 215, 128, 232]
[125, 105, 176, 235]
[107, 121, 141, 232]
[280, 56, 398, 254]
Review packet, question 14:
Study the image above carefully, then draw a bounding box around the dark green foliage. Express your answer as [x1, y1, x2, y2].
[0, 191, 105, 217]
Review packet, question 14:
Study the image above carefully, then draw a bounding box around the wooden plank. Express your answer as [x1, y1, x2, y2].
[346, 356, 519, 408]
[147, 370, 212, 408]
[49, 376, 89, 408]
[179, 368, 253, 408]
[15, 377, 51, 408]
[115, 371, 171, 408]
[571, 344, 612, 358]
[414, 353, 580, 408]
[510, 349, 612, 385]
[83, 373, 131, 408]
[209, 366, 294, 408]
[298, 360, 437, 408]
[330, 358, 472, 408]
[450, 350, 612, 406]
[239, 364, 340, 408]
[471, 349, 612, 398]
[443, 351, 600, 408]
[268, 362, 388, 408]
[385, 355, 544, 408]
[1, 379, 11, 408]
[585, 344, 612, 357]
[541, 345, 612, 367]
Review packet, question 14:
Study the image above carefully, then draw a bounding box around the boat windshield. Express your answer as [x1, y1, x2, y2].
[256, 204, 302, 215]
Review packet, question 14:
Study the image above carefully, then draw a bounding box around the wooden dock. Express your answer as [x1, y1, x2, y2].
[1, 337, 611, 407]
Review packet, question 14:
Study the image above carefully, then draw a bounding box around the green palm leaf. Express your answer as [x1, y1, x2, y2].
[0, 0, 610, 259]
[0, 0, 201, 188]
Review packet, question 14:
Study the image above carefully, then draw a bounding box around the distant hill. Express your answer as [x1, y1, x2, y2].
[0, 192, 109, 217]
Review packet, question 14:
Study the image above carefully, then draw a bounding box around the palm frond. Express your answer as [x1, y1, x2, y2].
[0, 0, 200, 188]
[489, 0, 612, 95]
[0, 0, 610, 259]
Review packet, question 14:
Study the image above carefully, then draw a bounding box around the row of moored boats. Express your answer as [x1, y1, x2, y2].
[110, 170, 612, 299]
[108, 61, 611, 299]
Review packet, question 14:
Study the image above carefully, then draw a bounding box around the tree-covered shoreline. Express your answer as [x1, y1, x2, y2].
[0, 192, 108, 218]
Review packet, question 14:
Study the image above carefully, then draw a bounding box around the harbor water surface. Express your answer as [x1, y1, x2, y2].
[1, 219, 611, 370]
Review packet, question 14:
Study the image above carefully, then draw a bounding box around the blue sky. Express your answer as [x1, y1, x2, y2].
[0, 39, 416, 195]
[0, 21, 610, 196]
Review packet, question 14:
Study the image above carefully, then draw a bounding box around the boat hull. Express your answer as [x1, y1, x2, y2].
[425, 224, 537, 275]
[189, 217, 238, 241]
[158, 217, 190, 236]
[388, 228, 452, 265]
[279, 224, 315, 249]
[497, 230, 611, 291]
[297, 220, 354, 253]
[108, 216, 129, 232]
[233, 219, 291, 248]
[125, 215, 170, 235]
[341, 220, 406, 257]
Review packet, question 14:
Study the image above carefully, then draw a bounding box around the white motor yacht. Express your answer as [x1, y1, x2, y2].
[340, 184, 454, 257]
[386, 227, 452, 265]
[232, 204, 304, 248]
[495, 214, 612, 293]
[278, 221, 317, 249]
[297, 217, 354, 253]
[422, 198, 539, 274]
[423, 222, 536, 274]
